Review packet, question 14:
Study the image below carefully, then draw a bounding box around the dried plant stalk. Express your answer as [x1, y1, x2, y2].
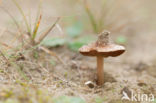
[39, 46, 65, 65]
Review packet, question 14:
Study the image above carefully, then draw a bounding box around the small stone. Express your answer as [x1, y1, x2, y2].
[85, 81, 95, 88]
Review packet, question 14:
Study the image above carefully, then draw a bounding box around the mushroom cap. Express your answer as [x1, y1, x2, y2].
[79, 43, 125, 57]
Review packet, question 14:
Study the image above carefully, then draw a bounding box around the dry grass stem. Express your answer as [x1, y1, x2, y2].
[39, 46, 65, 65]
[36, 17, 60, 44]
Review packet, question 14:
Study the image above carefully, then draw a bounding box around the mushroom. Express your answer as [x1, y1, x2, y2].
[79, 31, 125, 85]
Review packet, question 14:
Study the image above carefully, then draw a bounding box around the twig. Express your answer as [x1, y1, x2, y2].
[39, 46, 65, 65]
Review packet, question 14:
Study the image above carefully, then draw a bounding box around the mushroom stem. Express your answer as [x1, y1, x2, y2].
[97, 56, 104, 85]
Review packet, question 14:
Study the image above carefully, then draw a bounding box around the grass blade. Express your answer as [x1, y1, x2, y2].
[83, 1, 98, 33]
[12, 0, 31, 34]
[0, 7, 20, 30]
[39, 46, 65, 65]
[36, 17, 60, 44]
[32, 15, 42, 40]
[98, 0, 108, 32]
[0, 50, 10, 65]
[28, 10, 32, 34]
[0, 7, 24, 45]
[32, 0, 42, 39]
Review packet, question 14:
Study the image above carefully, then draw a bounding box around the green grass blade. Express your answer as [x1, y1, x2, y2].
[36, 18, 60, 44]
[32, 0, 42, 39]
[32, 15, 42, 40]
[12, 0, 31, 34]
[84, 1, 98, 33]
[28, 10, 32, 34]
[0, 7, 20, 30]
[98, 0, 107, 32]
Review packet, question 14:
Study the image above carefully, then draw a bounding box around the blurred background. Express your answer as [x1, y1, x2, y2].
[0, 0, 156, 61]
[0, 0, 156, 103]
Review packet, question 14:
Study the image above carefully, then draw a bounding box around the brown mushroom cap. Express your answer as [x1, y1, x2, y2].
[79, 43, 125, 57]
[79, 31, 125, 57]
